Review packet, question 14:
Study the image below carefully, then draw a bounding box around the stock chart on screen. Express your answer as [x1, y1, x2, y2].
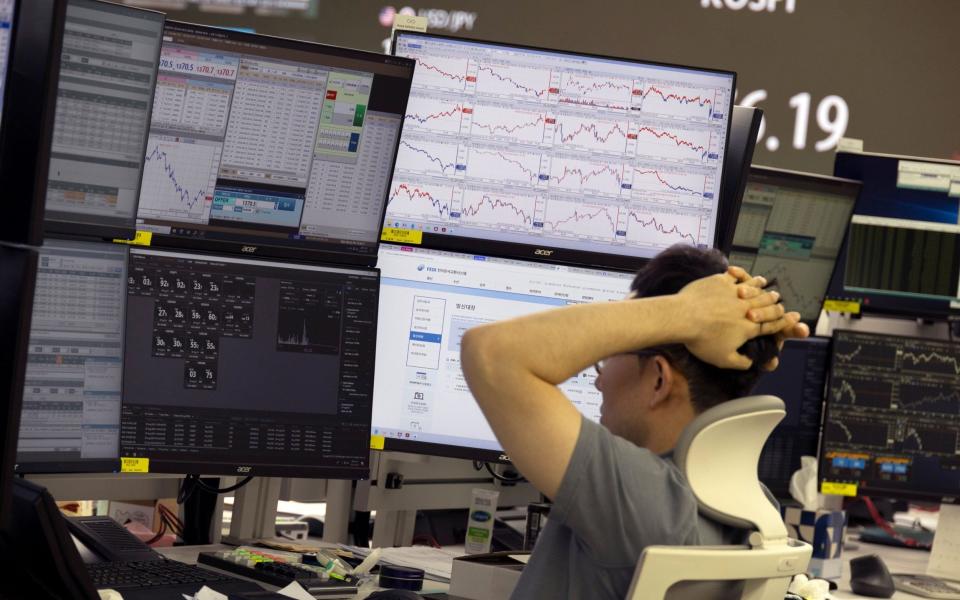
[388, 33, 735, 264]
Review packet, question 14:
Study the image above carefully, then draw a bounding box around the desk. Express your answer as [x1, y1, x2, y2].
[156, 544, 452, 598]
[833, 541, 931, 599]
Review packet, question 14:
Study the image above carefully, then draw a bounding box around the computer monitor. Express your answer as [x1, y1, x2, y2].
[371, 244, 634, 462]
[820, 329, 960, 502]
[0, 245, 38, 530]
[43, 0, 164, 241]
[752, 337, 829, 499]
[0, 0, 66, 245]
[715, 105, 762, 254]
[133, 22, 415, 266]
[387, 31, 737, 271]
[727, 167, 860, 326]
[825, 151, 960, 319]
[15, 239, 128, 474]
[119, 248, 379, 478]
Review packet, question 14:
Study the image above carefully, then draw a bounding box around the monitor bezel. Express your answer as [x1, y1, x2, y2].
[825, 150, 960, 321]
[42, 0, 165, 243]
[727, 164, 862, 329]
[389, 30, 738, 273]
[135, 20, 416, 269]
[0, 246, 38, 530]
[715, 105, 763, 255]
[119, 246, 379, 480]
[818, 328, 960, 504]
[0, 0, 66, 246]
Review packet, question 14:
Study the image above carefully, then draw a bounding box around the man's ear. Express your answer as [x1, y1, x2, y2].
[649, 355, 674, 408]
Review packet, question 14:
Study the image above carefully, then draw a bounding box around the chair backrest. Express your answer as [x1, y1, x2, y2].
[626, 395, 813, 600]
[673, 395, 789, 547]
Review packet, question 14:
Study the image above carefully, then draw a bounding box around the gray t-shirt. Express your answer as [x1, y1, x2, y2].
[511, 416, 751, 599]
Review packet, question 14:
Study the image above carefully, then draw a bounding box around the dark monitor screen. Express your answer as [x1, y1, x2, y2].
[753, 337, 829, 499]
[728, 167, 860, 326]
[371, 244, 634, 462]
[715, 105, 762, 254]
[0, 0, 65, 246]
[15, 239, 128, 474]
[133, 22, 415, 266]
[43, 0, 164, 240]
[0, 246, 38, 530]
[820, 330, 960, 503]
[826, 151, 960, 319]
[119, 248, 378, 478]
[386, 31, 737, 271]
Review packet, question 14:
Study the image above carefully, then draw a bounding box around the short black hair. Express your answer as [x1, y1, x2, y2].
[630, 244, 780, 413]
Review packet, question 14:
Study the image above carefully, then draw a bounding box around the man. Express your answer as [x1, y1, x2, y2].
[460, 245, 809, 599]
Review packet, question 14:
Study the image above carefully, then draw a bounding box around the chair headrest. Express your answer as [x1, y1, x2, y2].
[673, 395, 789, 544]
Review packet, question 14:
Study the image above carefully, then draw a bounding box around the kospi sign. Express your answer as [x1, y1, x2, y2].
[701, 0, 796, 13]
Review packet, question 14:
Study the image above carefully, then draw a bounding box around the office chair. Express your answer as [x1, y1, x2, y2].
[626, 396, 812, 600]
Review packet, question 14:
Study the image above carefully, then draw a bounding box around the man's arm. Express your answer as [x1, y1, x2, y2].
[459, 271, 799, 499]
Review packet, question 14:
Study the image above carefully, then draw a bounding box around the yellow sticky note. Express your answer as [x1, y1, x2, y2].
[120, 457, 150, 473]
[113, 230, 153, 247]
[381, 227, 422, 245]
[370, 435, 386, 450]
[823, 299, 861, 314]
[821, 481, 858, 497]
[392, 14, 428, 32]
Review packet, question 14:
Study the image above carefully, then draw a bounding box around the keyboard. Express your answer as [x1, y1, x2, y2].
[198, 547, 358, 597]
[893, 574, 960, 599]
[86, 559, 236, 590]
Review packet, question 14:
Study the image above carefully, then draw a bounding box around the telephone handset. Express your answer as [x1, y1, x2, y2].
[66, 515, 163, 563]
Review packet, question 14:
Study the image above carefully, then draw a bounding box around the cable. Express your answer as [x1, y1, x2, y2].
[861, 496, 932, 550]
[473, 461, 525, 483]
[177, 474, 254, 505]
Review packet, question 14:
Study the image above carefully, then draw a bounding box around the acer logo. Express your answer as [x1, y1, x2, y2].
[534, 249, 553, 256]
[236, 466, 252, 473]
[241, 246, 258, 253]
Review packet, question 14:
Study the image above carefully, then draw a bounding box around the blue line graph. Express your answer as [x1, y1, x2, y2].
[137, 137, 221, 222]
[396, 140, 458, 175]
[145, 145, 207, 209]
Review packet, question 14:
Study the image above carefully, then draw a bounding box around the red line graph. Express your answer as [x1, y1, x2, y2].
[414, 57, 467, 82]
[460, 194, 535, 225]
[405, 104, 465, 126]
[636, 85, 713, 108]
[635, 126, 708, 158]
[471, 113, 545, 137]
[388, 183, 450, 217]
[633, 168, 704, 196]
[557, 121, 628, 145]
[543, 204, 619, 234]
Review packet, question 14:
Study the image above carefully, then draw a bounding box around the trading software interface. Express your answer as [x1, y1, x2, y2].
[16, 240, 128, 473]
[120, 249, 378, 477]
[829, 153, 960, 311]
[752, 337, 829, 498]
[372, 245, 634, 456]
[728, 169, 858, 323]
[388, 33, 735, 260]
[0, 0, 14, 129]
[821, 330, 960, 500]
[135, 22, 413, 259]
[44, 0, 163, 231]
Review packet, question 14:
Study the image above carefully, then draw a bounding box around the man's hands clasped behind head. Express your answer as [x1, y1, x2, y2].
[674, 265, 809, 371]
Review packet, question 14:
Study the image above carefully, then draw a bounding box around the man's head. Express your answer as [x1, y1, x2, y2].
[595, 244, 780, 450]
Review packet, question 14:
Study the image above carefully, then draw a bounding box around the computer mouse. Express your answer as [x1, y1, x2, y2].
[849, 554, 895, 598]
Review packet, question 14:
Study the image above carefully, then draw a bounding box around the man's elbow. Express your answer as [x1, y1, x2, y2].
[460, 325, 499, 388]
